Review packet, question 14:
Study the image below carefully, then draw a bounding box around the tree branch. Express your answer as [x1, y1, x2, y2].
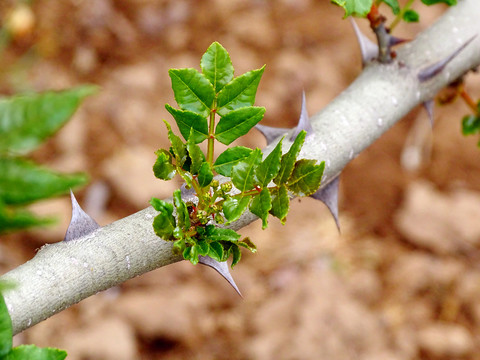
[3, 0, 480, 335]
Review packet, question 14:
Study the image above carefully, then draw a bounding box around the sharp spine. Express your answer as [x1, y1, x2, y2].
[350, 18, 379, 66]
[64, 190, 100, 241]
[198, 256, 242, 297]
[255, 124, 289, 145]
[423, 100, 434, 127]
[309, 176, 340, 232]
[418, 36, 476, 82]
[290, 91, 314, 141]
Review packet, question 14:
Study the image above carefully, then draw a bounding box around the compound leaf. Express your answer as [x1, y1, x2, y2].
[0, 86, 97, 155]
[231, 148, 262, 192]
[255, 137, 283, 187]
[223, 196, 251, 223]
[213, 146, 252, 176]
[217, 66, 265, 116]
[286, 159, 325, 197]
[168, 68, 215, 117]
[250, 188, 272, 229]
[165, 105, 209, 143]
[153, 150, 176, 180]
[215, 106, 265, 145]
[270, 185, 289, 224]
[3, 345, 67, 360]
[274, 130, 306, 186]
[201, 42, 234, 93]
[0, 158, 87, 205]
[197, 162, 213, 188]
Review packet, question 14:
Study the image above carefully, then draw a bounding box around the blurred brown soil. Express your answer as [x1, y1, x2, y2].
[2, 1, 480, 359]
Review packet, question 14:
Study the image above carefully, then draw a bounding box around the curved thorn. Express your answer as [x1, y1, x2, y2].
[290, 91, 314, 141]
[64, 190, 100, 241]
[418, 35, 476, 82]
[423, 100, 434, 127]
[198, 256, 242, 297]
[349, 18, 379, 66]
[310, 176, 340, 232]
[255, 124, 289, 145]
[388, 35, 409, 47]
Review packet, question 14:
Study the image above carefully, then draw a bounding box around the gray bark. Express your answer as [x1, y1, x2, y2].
[3, 0, 480, 335]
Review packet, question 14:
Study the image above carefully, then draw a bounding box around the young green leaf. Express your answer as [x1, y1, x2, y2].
[0, 293, 12, 357]
[381, 0, 400, 14]
[462, 114, 480, 135]
[286, 159, 325, 196]
[153, 150, 176, 180]
[213, 146, 252, 176]
[0, 204, 53, 234]
[0, 86, 97, 155]
[231, 148, 262, 192]
[186, 136, 205, 175]
[331, 0, 373, 18]
[238, 237, 257, 253]
[217, 66, 265, 116]
[183, 245, 199, 265]
[163, 120, 187, 166]
[3, 345, 67, 360]
[173, 189, 190, 229]
[402, 9, 419, 22]
[150, 198, 176, 239]
[169, 68, 215, 117]
[231, 244, 241, 267]
[197, 225, 241, 242]
[208, 242, 224, 261]
[165, 105, 209, 143]
[270, 185, 289, 224]
[215, 106, 265, 145]
[0, 158, 87, 205]
[200, 42, 234, 93]
[421, 0, 456, 5]
[223, 196, 251, 223]
[274, 130, 306, 186]
[250, 188, 272, 229]
[197, 162, 213, 187]
[255, 137, 283, 187]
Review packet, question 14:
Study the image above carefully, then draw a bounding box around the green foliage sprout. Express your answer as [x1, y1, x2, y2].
[151, 42, 325, 267]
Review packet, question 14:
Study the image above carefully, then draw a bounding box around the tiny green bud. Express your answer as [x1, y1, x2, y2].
[211, 179, 219, 189]
[221, 181, 233, 193]
[197, 210, 208, 224]
[215, 214, 225, 224]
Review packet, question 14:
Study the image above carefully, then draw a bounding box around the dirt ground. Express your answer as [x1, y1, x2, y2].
[2, 0, 480, 359]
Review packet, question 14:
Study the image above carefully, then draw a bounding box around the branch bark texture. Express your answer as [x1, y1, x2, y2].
[3, 0, 480, 335]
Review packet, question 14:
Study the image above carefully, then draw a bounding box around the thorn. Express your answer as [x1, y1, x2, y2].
[418, 36, 476, 82]
[290, 91, 314, 141]
[198, 256, 242, 297]
[423, 100, 434, 127]
[310, 176, 340, 232]
[350, 18, 378, 66]
[255, 124, 289, 145]
[388, 35, 409, 47]
[64, 190, 100, 241]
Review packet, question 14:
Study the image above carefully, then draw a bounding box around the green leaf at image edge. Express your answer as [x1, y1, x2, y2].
[0, 204, 54, 234]
[421, 0, 456, 5]
[331, 0, 373, 18]
[3, 344, 67, 360]
[201, 42, 234, 93]
[0, 158, 87, 205]
[168, 68, 215, 117]
[0, 85, 98, 155]
[462, 114, 480, 135]
[0, 293, 12, 357]
[217, 66, 265, 116]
